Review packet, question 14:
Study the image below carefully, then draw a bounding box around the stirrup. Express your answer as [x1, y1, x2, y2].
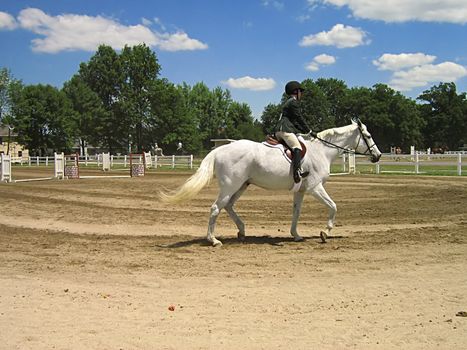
[293, 172, 301, 183]
[293, 170, 309, 183]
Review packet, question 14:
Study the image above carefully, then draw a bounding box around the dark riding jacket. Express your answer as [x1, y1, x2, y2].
[275, 97, 311, 134]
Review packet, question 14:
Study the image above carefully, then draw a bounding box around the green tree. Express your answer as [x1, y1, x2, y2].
[10, 84, 74, 155]
[62, 75, 106, 154]
[181, 82, 212, 148]
[0, 67, 21, 124]
[300, 79, 332, 131]
[120, 44, 161, 152]
[224, 102, 262, 140]
[79, 45, 125, 153]
[149, 79, 202, 154]
[418, 82, 467, 150]
[260, 103, 281, 135]
[315, 78, 349, 126]
[343, 84, 424, 152]
[203, 86, 232, 147]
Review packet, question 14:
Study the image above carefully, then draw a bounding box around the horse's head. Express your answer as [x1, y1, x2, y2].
[352, 118, 381, 163]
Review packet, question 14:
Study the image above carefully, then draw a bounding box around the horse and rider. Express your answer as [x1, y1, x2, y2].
[160, 81, 382, 246]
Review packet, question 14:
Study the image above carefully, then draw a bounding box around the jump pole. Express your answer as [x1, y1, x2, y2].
[13, 152, 66, 182]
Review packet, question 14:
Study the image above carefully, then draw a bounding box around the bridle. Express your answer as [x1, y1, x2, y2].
[354, 121, 378, 156]
[308, 119, 377, 156]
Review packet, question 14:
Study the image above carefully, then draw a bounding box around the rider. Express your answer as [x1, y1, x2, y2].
[274, 81, 312, 183]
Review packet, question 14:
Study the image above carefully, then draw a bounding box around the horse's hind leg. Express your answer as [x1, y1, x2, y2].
[207, 182, 245, 247]
[309, 183, 337, 242]
[207, 196, 230, 247]
[290, 191, 305, 242]
[225, 182, 249, 242]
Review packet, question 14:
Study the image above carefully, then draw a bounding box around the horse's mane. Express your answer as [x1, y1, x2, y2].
[316, 124, 356, 141]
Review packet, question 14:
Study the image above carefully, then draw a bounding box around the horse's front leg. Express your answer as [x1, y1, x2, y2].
[309, 183, 337, 242]
[290, 191, 305, 242]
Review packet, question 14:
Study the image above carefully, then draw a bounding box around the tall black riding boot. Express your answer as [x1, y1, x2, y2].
[292, 148, 302, 183]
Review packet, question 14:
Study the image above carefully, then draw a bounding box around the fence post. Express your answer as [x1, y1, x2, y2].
[172, 155, 175, 169]
[54, 152, 65, 179]
[458, 154, 462, 176]
[154, 155, 158, 168]
[102, 153, 111, 171]
[415, 152, 419, 174]
[1, 154, 12, 182]
[349, 153, 356, 174]
[190, 154, 193, 169]
[36, 156, 39, 166]
[376, 162, 380, 174]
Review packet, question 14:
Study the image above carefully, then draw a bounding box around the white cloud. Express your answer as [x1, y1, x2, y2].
[372, 52, 467, 91]
[157, 31, 208, 52]
[299, 24, 370, 48]
[0, 11, 17, 29]
[314, 53, 336, 65]
[389, 62, 467, 91]
[141, 17, 152, 26]
[306, 63, 320, 71]
[306, 54, 336, 71]
[261, 0, 284, 10]
[153, 17, 166, 31]
[373, 53, 437, 71]
[13, 8, 208, 53]
[297, 14, 311, 23]
[222, 76, 276, 91]
[322, 0, 467, 24]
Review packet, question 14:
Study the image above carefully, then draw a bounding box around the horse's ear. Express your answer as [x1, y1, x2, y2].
[352, 117, 362, 126]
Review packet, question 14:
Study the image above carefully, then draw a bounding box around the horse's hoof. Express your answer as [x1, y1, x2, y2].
[237, 233, 245, 242]
[320, 231, 327, 243]
[212, 241, 223, 247]
[293, 236, 304, 242]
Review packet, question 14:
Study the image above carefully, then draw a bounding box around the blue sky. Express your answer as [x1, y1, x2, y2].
[1, 0, 466, 118]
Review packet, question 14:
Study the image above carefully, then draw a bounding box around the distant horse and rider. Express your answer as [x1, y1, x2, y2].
[432, 146, 449, 154]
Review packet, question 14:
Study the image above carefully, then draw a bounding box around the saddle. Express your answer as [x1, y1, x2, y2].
[263, 134, 307, 161]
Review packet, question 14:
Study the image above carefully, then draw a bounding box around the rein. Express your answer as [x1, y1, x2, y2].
[307, 125, 376, 156]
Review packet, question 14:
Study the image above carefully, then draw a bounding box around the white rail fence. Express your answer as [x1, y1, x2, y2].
[3, 154, 194, 170]
[347, 153, 466, 176]
[2, 152, 465, 178]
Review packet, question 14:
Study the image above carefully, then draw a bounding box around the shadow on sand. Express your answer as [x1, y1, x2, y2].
[156, 234, 344, 249]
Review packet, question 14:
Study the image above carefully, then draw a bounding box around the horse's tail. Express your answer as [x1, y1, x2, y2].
[159, 148, 218, 204]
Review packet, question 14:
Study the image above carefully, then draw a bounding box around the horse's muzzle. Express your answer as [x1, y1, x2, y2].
[371, 154, 381, 163]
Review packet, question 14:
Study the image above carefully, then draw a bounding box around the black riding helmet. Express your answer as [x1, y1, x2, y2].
[285, 81, 304, 95]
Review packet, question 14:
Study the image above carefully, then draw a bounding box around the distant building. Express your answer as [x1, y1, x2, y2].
[210, 138, 236, 149]
[0, 125, 29, 159]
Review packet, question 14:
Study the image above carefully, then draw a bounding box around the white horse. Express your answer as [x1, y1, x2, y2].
[160, 119, 381, 246]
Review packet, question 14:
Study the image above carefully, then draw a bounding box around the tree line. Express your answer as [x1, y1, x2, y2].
[261, 79, 467, 153]
[1, 44, 466, 156]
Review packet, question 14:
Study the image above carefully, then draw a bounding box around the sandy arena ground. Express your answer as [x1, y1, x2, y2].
[1, 167, 466, 349]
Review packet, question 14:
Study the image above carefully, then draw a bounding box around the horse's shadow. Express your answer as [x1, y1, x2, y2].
[156, 234, 344, 249]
